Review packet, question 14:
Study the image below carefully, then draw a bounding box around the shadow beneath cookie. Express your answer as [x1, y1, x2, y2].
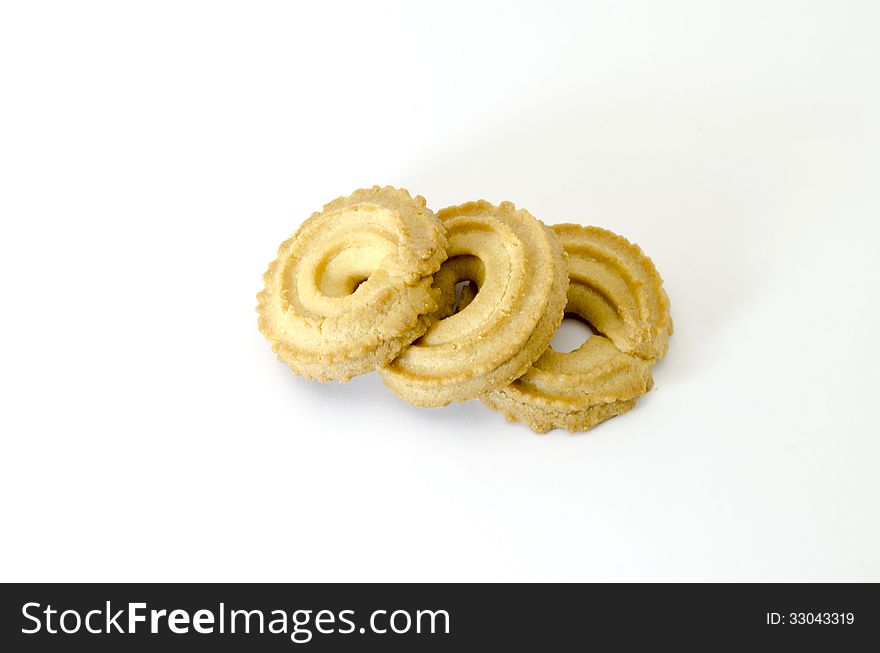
[286, 368, 498, 435]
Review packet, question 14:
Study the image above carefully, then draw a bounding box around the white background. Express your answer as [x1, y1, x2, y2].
[2, 1, 878, 582]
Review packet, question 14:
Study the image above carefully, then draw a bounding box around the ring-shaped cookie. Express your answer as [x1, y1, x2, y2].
[380, 200, 569, 407]
[257, 186, 447, 382]
[482, 225, 672, 433]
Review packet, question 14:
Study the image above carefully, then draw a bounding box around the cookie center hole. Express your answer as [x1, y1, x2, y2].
[550, 314, 595, 353]
[350, 277, 369, 294]
[452, 279, 478, 313]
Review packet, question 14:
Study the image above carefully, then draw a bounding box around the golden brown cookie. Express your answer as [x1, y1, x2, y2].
[257, 186, 447, 382]
[482, 225, 672, 433]
[380, 200, 569, 407]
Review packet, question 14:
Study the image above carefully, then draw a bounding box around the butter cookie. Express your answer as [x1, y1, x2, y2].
[381, 201, 568, 406]
[483, 225, 671, 432]
[257, 187, 446, 382]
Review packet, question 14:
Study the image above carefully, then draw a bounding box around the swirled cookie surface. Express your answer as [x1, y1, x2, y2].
[380, 200, 568, 407]
[257, 186, 447, 382]
[483, 225, 672, 433]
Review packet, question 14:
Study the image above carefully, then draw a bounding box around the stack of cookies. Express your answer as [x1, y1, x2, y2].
[257, 187, 672, 433]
